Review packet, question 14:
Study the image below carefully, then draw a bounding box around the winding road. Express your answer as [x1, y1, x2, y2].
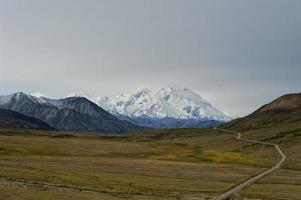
[212, 127, 286, 200]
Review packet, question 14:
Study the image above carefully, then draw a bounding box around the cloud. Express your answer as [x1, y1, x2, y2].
[0, 0, 300, 116]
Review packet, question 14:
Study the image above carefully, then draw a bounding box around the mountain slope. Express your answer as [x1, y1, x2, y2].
[0, 108, 55, 131]
[31, 92, 49, 98]
[222, 93, 301, 131]
[65, 91, 95, 102]
[0, 93, 142, 133]
[97, 87, 231, 128]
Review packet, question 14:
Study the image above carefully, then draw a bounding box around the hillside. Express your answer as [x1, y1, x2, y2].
[222, 93, 301, 131]
[217, 92, 301, 199]
[0, 109, 55, 131]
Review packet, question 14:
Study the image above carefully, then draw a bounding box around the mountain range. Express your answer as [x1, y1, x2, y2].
[0, 92, 142, 133]
[0, 87, 231, 133]
[0, 89, 299, 134]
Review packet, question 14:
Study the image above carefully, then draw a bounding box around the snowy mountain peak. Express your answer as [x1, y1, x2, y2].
[156, 87, 209, 104]
[65, 91, 94, 102]
[97, 87, 231, 121]
[31, 92, 49, 98]
[0, 92, 43, 105]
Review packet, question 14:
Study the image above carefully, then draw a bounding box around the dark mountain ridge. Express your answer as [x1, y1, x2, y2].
[0, 108, 55, 131]
[0, 92, 143, 133]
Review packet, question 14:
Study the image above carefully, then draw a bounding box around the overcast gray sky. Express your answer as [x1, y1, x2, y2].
[0, 0, 300, 116]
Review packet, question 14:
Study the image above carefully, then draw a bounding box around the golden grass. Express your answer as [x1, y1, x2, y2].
[201, 150, 257, 165]
[0, 126, 300, 200]
[0, 128, 267, 199]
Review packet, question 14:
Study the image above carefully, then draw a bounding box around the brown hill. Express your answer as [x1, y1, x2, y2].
[222, 93, 301, 131]
[256, 93, 301, 113]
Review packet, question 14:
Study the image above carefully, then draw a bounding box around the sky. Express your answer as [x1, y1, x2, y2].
[0, 0, 300, 117]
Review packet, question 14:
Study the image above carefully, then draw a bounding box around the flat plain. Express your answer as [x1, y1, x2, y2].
[0, 126, 300, 200]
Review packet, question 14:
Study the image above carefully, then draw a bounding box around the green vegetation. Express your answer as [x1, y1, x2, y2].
[219, 93, 301, 199]
[0, 123, 300, 199]
[0, 128, 263, 200]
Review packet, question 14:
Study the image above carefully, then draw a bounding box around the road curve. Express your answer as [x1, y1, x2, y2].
[212, 127, 286, 200]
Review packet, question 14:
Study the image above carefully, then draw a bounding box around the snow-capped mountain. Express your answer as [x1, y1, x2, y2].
[24, 87, 231, 128]
[97, 87, 231, 128]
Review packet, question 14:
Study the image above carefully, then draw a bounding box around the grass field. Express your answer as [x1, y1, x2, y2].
[0, 127, 300, 200]
[232, 121, 301, 200]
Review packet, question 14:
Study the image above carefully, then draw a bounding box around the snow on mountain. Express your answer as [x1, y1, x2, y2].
[0, 92, 141, 133]
[0, 88, 231, 129]
[65, 91, 95, 102]
[0, 93, 54, 109]
[31, 92, 49, 98]
[0, 94, 13, 105]
[97, 87, 231, 122]
[0, 92, 41, 105]
[0, 92, 95, 111]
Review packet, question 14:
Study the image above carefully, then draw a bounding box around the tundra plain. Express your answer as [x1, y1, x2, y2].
[0, 125, 300, 200]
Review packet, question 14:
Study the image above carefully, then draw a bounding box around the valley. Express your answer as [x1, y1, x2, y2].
[1, 1, 300, 199]
[0, 124, 300, 200]
[0, 93, 300, 200]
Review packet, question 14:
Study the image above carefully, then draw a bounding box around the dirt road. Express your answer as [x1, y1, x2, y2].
[212, 127, 286, 200]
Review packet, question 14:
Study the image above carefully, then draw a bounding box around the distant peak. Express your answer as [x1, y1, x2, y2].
[96, 87, 231, 121]
[15, 92, 26, 95]
[158, 87, 194, 93]
[131, 88, 152, 95]
[65, 91, 92, 98]
[65, 91, 96, 103]
[158, 87, 173, 93]
[13, 92, 29, 98]
[31, 92, 49, 98]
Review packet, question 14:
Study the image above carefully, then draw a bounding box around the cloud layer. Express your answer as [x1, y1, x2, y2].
[1, 0, 300, 116]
